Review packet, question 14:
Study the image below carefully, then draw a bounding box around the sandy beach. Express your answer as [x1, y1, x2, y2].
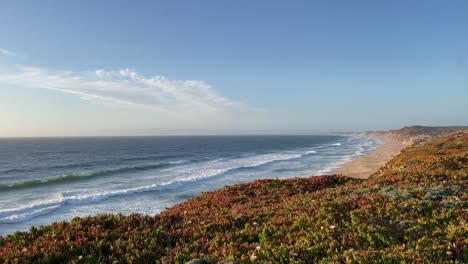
[338, 134, 407, 179]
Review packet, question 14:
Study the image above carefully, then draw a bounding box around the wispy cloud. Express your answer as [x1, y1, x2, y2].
[0, 48, 27, 59]
[0, 64, 258, 117]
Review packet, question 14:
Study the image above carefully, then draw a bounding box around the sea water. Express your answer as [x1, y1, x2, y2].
[0, 135, 379, 235]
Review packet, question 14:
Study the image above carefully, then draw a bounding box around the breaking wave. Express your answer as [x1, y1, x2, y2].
[0, 160, 188, 191]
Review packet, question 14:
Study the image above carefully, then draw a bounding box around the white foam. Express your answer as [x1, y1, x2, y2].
[0, 179, 196, 224]
[0, 152, 303, 224]
[318, 167, 333, 174]
[169, 160, 188, 164]
[354, 146, 366, 156]
[1, 139, 383, 225]
[317, 136, 379, 175]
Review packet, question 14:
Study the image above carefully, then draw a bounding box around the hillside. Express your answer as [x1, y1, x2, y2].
[364, 125, 468, 146]
[0, 132, 467, 263]
[386, 126, 468, 146]
[392, 126, 468, 138]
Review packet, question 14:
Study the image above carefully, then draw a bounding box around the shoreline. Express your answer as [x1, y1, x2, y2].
[0, 134, 414, 236]
[337, 133, 407, 179]
[3, 131, 466, 262]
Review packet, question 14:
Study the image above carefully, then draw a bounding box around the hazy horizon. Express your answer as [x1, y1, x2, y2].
[2, 125, 468, 139]
[1, 1, 467, 137]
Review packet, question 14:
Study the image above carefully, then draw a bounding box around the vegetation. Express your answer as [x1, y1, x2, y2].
[1, 132, 467, 263]
[391, 125, 468, 139]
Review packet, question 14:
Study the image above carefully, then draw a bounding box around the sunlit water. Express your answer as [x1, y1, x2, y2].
[0, 135, 379, 236]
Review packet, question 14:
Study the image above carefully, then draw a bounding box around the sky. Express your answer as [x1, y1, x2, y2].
[0, 0, 467, 137]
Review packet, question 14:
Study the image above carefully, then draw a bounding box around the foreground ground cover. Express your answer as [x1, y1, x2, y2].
[1, 133, 467, 263]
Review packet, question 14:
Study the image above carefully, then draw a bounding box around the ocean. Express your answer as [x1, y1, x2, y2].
[0, 135, 379, 236]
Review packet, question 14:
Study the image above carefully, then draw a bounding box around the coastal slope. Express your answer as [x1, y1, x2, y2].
[0, 130, 467, 263]
[339, 125, 468, 179]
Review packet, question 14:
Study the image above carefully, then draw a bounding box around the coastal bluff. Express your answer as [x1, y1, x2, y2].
[1, 127, 467, 263]
[338, 125, 468, 179]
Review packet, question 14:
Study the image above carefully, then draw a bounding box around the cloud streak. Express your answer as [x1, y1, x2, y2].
[0, 64, 256, 117]
[0, 48, 27, 59]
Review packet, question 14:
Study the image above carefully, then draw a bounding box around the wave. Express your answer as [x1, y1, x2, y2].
[172, 153, 303, 178]
[0, 153, 304, 223]
[317, 156, 352, 175]
[354, 146, 366, 156]
[273, 167, 295, 173]
[317, 137, 379, 175]
[318, 167, 334, 174]
[0, 149, 312, 193]
[0, 154, 188, 175]
[0, 180, 188, 223]
[0, 139, 375, 194]
[0, 160, 188, 191]
[0, 136, 386, 227]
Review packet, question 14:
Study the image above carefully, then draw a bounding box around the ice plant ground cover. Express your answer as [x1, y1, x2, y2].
[0, 133, 467, 263]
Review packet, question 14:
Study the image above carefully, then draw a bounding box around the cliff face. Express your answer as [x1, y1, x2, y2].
[393, 125, 468, 137]
[356, 125, 468, 146]
[1, 132, 467, 263]
[388, 126, 468, 146]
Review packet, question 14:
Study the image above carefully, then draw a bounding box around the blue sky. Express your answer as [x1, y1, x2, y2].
[0, 0, 467, 136]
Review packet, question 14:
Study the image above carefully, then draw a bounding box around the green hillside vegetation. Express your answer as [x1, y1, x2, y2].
[1, 132, 467, 263]
[394, 126, 468, 138]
